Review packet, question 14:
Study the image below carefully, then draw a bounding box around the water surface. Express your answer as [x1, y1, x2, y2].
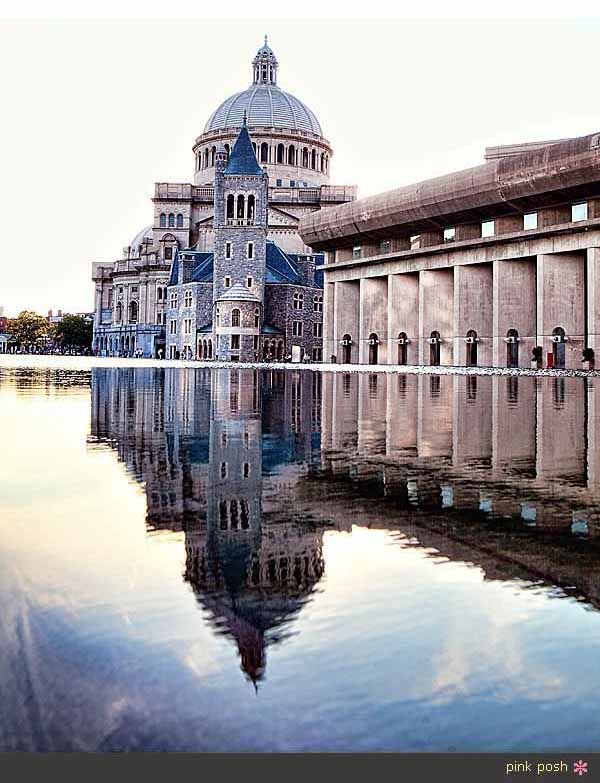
[1, 360, 600, 751]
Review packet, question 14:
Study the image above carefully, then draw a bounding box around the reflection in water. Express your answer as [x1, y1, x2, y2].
[4, 362, 600, 750]
[90, 368, 327, 685]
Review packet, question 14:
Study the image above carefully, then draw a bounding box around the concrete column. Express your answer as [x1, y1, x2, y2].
[419, 268, 454, 365]
[323, 280, 336, 361]
[357, 373, 387, 455]
[333, 280, 359, 363]
[419, 229, 444, 247]
[455, 223, 481, 241]
[537, 252, 585, 368]
[453, 263, 493, 366]
[416, 374, 453, 458]
[587, 247, 600, 357]
[495, 214, 523, 234]
[452, 375, 492, 467]
[359, 277, 388, 364]
[538, 205, 572, 228]
[387, 272, 419, 364]
[491, 375, 536, 477]
[386, 374, 418, 457]
[492, 258, 536, 368]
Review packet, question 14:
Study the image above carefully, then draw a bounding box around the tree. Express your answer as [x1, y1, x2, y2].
[52, 314, 93, 350]
[7, 310, 49, 348]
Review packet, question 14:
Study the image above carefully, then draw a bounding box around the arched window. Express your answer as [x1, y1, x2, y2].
[226, 194, 235, 219]
[176, 213, 184, 228]
[252, 142, 257, 156]
[208, 339, 212, 359]
[128, 300, 138, 324]
[159, 213, 166, 228]
[287, 145, 296, 165]
[115, 302, 122, 323]
[465, 329, 478, 366]
[224, 143, 230, 157]
[231, 308, 241, 327]
[321, 152, 326, 172]
[368, 333, 379, 365]
[398, 331, 408, 365]
[302, 148, 309, 168]
[311, 149, 317, 169]
[260, 142, 269, 163]
[506, 328, 519, 368]
[168, 213, 175, 228]
[429, 331, 441, 366]
[277, 144, 285, 163]
[293, 291, 304, 310]
[313, 294, 323, 312]
[203, 148, 208, 167]
[210, 146, 216, 166]
[236, 194, 245, 219]
[254, 307, 260, 328]
[247, 194, 255, 222]
[552, 326, 566, 369]
[325, 155, 329, 172]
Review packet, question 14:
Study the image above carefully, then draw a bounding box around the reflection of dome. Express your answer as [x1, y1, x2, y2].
[129, 225, 152, 248]
[204, 85, 323, 136]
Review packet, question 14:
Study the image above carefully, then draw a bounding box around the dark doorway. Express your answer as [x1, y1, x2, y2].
[552, 327, 566, 369]
[429, 331, 441, 366]
[368, 333, 379, 365]
[342, 334, 352, 364]
[397, 332, 408, 365]
[465, 329, 478, 366]
[506, 329, 519, 368]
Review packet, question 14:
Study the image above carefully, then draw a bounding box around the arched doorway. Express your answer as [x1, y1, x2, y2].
[341, 334, 352, 364]
[506, 328, 519, 368]
[397, 332, 408, 365]
[552, 327, 566, 368]
[429, 331, 441, 366]
[368, 333, 379, 365]
[465, 329, 478, 366]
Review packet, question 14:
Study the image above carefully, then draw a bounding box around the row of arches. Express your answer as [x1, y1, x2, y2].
[95, 334, 137, 357]
[159, 213, 184, 229]
[114, 301, 138, 324]
[195, 141, 329, 173]
[198, 339, 213, 359]
[226, 193, 256, 222]
[263, 339, 285, 360]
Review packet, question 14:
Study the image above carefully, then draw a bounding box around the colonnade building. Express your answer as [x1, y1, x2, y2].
[299, 132, 600, 369]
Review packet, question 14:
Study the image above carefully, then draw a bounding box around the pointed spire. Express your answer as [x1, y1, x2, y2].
[223, 123, 263, 176]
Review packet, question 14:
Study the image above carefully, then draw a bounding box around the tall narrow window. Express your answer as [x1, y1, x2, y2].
[225, 242, 232, 259]
[231, 308, 240, 327]
[506, 328, 519, 368]
[260, 142, 269, 162]
[159, 213, 166, 228]
[236, 194, 245, 219]
[176, 213, 184, 228]
[168, 213, 175, 228]
[247, 195, 255, 222]
[226, 194, 235, 220]
[429, 331, 441, 366]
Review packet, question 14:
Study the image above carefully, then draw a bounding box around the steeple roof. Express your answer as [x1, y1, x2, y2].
[223, 117, 264, 176]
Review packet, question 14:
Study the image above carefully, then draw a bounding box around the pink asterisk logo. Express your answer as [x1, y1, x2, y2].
[573, 760, 588, 776]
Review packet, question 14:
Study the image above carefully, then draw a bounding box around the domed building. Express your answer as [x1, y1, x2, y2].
[91, 39, 356, 360]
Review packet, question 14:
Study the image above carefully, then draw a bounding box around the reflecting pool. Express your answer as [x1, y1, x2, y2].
[2, 361, 600, 751]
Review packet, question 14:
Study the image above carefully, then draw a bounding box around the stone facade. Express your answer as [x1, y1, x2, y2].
[91, 39, 356, 359]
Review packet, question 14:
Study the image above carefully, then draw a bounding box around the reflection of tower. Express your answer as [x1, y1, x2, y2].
[184, 368, 325, 686]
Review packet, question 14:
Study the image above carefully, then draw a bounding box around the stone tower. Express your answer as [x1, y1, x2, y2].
[213, 116, 268, 362]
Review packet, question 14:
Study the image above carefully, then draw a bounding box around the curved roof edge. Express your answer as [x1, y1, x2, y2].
[299, 131, 600, 250]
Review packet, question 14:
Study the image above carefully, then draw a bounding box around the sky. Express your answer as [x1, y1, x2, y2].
[1, 8, 600, 316]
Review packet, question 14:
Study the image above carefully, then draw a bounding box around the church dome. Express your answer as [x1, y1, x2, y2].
[203, 38, 323, 137]
[204, 86, 323, 136]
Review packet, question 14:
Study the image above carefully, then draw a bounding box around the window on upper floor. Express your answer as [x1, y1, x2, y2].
[443, 228, 456, 243]
[225, 242, 232, 259]
[481, 220, 495, 238]
[293, 291, 304, 310]
[170, 292, 178, 308]
[231, 334, 240, 350]
[184, 290, 193, 308]
[224, 277, 231, 288]
[380, 239, 392, 253]
[247, 242, 254, 259]
[313, 322, 323, 338]
[168, 213, 175, 228]
[231, 309, 241, 328]
[176, 213, 184, 228]
[313, 294, 323, 312]
[524, 212, 538, 230]
[353, 246, 362, 259]
[572, 203, 588, 222]
[159, 213, 166, 228]
[292, 321, 303, 337]
[247, 277, 253, 288]
[164, 247, 173, 260]
[169, 319, 177, 335]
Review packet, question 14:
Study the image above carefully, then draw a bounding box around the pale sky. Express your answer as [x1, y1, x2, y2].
[1, 8, 600, 316]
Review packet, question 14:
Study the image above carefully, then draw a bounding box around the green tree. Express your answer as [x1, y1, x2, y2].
[7, 310, 49, 348]
[52, 315, 93, 350]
